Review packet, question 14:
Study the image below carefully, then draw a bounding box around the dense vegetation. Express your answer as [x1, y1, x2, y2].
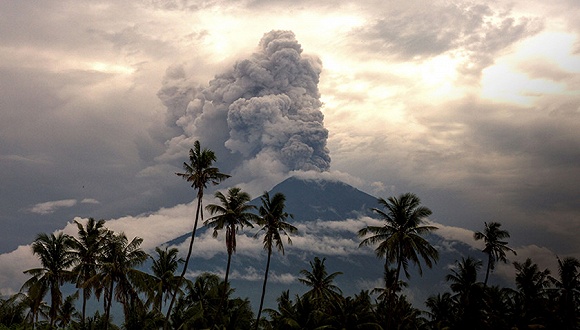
[1, 141, 578, 329]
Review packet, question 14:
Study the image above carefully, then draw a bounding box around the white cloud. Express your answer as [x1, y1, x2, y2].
[0, 245, 39, 296]
[426, 219, 481, 250]
[28, 199, 77, 215]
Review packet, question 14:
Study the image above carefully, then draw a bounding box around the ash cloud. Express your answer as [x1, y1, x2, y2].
[157, 30, 330, 176]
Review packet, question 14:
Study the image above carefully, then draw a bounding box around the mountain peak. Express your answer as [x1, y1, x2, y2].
[265, 176, 378, 221]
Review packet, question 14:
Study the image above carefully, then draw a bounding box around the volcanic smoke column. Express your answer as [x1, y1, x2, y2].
[158, 30, 331, 174]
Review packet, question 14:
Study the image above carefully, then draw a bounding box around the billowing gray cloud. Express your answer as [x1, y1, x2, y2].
[157, 30, 330, 176]
[350, 2, 542, 75]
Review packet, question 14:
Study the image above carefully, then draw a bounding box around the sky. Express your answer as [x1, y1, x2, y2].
[1, 0, 580, 295]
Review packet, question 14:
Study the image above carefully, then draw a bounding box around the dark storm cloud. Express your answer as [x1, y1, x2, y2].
[157, 30, 331, 174]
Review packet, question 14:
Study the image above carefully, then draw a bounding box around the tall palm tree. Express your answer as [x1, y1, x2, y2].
[23, 232, 75, 328]
[149, 246, 182, 313]
[70, 217, 107, 325]
[165, 140, 230, 327]
[254, 192, 297, 329]
[358, 192, 438, 294]
[474, 221, 516, 286]
[205, 187, 258, 295]
[299, 257, 343, 308]
[96, 232, 148, 329]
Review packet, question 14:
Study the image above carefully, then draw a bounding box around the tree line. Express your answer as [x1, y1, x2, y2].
[0, 140, 578, 329]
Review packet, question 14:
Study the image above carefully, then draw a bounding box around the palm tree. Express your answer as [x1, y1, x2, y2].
[205, 187, 258, 298]
[149, 246, 182, 313]
[165, 140, 230, 327]
[549, 257, 580, 329]
[474, 221, 517, 286]
[23, 232, 75, 328]
[513, 258, 551, 327]
[96, 232, 148, 329]
[425, 292, 455, 328]
[446, 257, 482, 302]
[171, 273, 223, 328]
[358, 192, 438, 295]
[0, 293, 27, 328]
[56, 292, 79, 328]
[299, 257, 343, 310]
[445, 256, 486, 328]
[253, 192, 297, 329]
[265, 290, 329, 329]
[18, 276, 48, 329]
[371, 265, 408, 302]
[70, 217, 107, 325]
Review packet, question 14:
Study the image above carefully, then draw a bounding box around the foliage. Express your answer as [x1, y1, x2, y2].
[358, 192, 439, 294]
[474, 222, 516, 287]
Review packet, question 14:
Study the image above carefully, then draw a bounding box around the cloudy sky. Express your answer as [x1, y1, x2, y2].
[1, 0, 579, 294]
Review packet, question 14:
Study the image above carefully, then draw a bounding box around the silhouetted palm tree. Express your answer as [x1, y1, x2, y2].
[549, 256, 580, 329]
[358, 192, 438, 295]
[425, 292, 455, 328]
[165, 140, 230, 327]
[23, 232, 75, 328]
[205, 187, 258, 308]
[149, 246, 182, 314]
[18, 276, 48, 329]
[299, 257, 343, 310]
[96, 232, 148, 329]
[327, 291, 380, 329]
[70, 217, 107, 325]
[0, 294, 27, 328]
[371, 264, 408, 302]
[446, 256, 485, 329]
[513, 258, 551, 327]
[56, 292, 79, 328]
[265, 290, 328, 329]
[171, 273, 223, 328]
[254, 191, 297, 329]
[474, 221, 516, 287]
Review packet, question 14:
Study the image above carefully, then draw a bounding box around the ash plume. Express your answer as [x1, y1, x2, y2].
[157, 30, 330, 175]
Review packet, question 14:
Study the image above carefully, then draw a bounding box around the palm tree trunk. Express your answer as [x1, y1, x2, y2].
[49, 285, 57, 328]
[104, 280, 114, 330]
[164, 191, 204, 329]
[216, 250, 233, 319]
[483, 253, 492, 287]
[223, 251, 233, 297]
[81, 287, 87, 326]
[392, 246, 403, 297]
[255, 248, 272, 330]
